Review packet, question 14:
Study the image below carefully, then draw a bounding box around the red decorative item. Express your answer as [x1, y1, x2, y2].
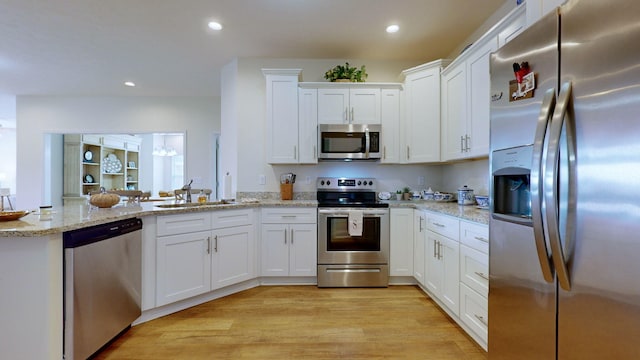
[513, 62, 530, 83]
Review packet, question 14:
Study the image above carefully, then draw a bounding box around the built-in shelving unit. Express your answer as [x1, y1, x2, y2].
[63, 134, 142, 204]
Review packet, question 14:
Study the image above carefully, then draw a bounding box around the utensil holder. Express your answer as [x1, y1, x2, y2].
[280, 184, 293, 200]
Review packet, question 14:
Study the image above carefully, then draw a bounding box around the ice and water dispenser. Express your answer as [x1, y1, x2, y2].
[492, 145, 533, 225]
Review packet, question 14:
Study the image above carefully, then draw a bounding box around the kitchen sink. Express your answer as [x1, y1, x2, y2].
[154, 200, 234, 208]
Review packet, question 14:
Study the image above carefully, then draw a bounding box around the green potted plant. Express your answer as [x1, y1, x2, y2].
[395, 189, 402, 201]
[402, 187, 411, 201]
[324, 62, 368, 82]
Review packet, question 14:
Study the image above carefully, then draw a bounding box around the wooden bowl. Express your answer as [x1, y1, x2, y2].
[0, 210, 30, 221]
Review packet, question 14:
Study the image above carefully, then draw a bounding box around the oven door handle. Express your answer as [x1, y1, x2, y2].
[318, 209, 389, 216]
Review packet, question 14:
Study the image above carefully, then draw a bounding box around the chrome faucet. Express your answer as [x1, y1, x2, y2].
[182, 179, 193, 202]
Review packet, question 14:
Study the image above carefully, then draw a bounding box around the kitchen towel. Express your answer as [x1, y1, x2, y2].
[348, 210, 363, 237]
[223, 173, 232, 200]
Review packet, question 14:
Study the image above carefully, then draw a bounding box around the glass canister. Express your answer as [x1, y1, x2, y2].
[457, 185, 475, 205]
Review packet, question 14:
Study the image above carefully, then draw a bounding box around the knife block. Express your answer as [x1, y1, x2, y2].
[280, 184, 293, 200]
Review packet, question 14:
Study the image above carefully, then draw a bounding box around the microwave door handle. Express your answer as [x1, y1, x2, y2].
[365, 127, 370, 158]
[531, 88, 556, 284]
[545, 81, 575, 292]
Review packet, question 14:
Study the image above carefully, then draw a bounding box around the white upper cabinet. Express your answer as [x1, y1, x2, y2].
[263, 69, 302, 164]
[526, 0, 564, 28]
[317, 87, 381, 124]
[298, 87, 319, 163]
[402, 59, 449, 163]
[441, 61, 468, 161]
[498, 7, 527, 47]
[380, 88, 401, 163]
[441, 5, 525, 162]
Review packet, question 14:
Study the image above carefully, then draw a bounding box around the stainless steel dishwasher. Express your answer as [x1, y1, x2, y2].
[63, 217, 142, 360]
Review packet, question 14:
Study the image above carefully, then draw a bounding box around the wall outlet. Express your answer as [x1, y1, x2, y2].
[305, 176, 311, 185]
[418, 176, 425, 186]
[259, 174, 266, 185]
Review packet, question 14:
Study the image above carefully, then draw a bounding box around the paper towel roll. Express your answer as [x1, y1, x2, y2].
[223, 173, 232, 200]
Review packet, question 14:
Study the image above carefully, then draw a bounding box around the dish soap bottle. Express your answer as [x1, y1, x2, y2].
[197, 190, 207, 204]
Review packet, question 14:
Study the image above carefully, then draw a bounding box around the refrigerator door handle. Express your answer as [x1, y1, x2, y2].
[545, 81, 575, 291]
[531, 88, 556, 283]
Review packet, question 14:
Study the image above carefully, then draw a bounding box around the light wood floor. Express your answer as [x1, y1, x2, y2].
[95, 285, 487, 360]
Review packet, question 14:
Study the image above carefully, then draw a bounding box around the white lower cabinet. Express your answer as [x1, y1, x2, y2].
[425, 229, 460, 317]
[260, 208, 317, 277]
[156, 230, 212, 306]
[156, 209, 256, 306]
[211, 224, 255, 290]
[413, 210, 427, 285]
[460, 283, 488, 343]
[389, 208, 414, 276]
[459, 220, 489, 347]
[416, 212, 488, 349]
[424, 212, 460, 316]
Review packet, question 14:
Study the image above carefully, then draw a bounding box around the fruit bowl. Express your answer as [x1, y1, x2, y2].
[0, 210, 30, 221]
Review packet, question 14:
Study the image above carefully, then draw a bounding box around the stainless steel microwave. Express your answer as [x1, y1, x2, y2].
[318, 124, 381, 160]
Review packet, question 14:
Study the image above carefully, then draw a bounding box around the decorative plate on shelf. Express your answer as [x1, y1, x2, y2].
[84, 174, 94, 183]
[83, 150, 93, 162]
[103, 155, 123, 173]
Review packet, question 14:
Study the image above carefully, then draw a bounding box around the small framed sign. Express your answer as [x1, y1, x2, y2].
[128, 161, 136, 168]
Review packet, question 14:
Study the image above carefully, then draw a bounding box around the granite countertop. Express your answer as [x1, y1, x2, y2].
[1, 198, 488, 237]
[385, 200, 490, 225]
[0, 199, 318, 237]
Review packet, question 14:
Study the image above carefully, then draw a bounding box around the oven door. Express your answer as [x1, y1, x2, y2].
[317, 208, 389, 265]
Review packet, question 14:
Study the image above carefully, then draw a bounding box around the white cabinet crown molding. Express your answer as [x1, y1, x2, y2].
[401, 59, 451, 78]
[299, 82, 403, 90]
[262, 68, 302, 77]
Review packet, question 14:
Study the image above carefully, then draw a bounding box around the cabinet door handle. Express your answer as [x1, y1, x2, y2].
[345, 107, 349, 123]
[313, 145, 316, 159]
[214, 235, 218, 252]
[433, 240, 437, 258]
[474, 271, 489, 281]
[474, 314, 488, 326]
[383, 146, 386, 160]
[437, 241, 443, 260]
[206, 236, 211, 254]
[419, 217, 424, 232]
[460, 136, 465, 152]
[350, 107, 354, 123]
[284, 229, 287, 244]
[465, 134, 471, 152]
[293, 146, 297, 160]
[290, 228, 294, 244]
[407, 146, 410, 160]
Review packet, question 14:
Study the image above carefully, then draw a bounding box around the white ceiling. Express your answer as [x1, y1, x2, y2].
[0, 0, 506, 97]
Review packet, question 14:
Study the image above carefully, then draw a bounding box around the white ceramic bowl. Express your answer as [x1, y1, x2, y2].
[475, 195, 489, 208]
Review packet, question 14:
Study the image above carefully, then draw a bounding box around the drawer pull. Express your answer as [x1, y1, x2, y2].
[433, 222, 445, 228]
[474, 236, 488, 242]
[474, 271, 489, 281]
[474, 314, 488, 326]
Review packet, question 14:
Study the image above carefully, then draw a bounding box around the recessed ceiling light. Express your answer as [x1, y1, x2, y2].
[124, 81, 136, 87]
[208, 21, 223, 31]
[386, 24, 399, 33]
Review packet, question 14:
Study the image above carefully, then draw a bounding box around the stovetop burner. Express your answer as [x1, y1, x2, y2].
[316, 177, 389, 208]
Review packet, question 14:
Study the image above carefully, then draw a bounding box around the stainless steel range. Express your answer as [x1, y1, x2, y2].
[316, 177, 389, 287]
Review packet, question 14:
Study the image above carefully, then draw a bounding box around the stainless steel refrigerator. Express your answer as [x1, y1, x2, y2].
[489, 0, 640, 358]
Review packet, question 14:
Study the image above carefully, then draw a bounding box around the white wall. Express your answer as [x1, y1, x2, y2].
[16, 96, 220, 208]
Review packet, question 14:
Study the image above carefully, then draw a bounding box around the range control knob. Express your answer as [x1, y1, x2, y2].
[368, 181, 373, 186]
[320, 180, 325, 186]
[357, 181, 362, 185]
[326, 180, 331, 186]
